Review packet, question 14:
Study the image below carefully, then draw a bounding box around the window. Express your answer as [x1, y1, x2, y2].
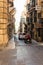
[34, 10, 37, 22]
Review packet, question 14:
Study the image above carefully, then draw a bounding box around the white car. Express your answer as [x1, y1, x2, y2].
[18, 33, 25, 40]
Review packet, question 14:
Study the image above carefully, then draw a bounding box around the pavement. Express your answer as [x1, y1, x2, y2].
[0, 37, 43, 65]
[32, 39, 43, 46]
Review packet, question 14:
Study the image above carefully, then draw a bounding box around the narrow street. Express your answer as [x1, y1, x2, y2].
[0, 0, 43, 65]
[0, 36, 43, 65]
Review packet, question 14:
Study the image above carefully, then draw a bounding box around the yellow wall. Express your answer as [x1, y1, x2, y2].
[0, 1, 8, 46]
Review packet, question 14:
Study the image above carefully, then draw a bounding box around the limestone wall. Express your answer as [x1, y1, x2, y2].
[0, 0, 8, 46]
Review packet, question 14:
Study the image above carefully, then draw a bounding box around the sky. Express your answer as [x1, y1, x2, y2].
[14, 0, 26, 32]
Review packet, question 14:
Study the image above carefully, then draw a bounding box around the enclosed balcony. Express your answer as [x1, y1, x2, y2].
[7, 0, 14, 7]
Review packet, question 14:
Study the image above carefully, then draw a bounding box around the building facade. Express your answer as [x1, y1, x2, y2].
[35, 0, 43, 41]
[19, 17, 25, 33]
[0, 0, 15, 47]
[26, 0, 43, 42]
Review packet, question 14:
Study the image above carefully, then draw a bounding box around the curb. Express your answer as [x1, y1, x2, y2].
[32, 39, 43, 46]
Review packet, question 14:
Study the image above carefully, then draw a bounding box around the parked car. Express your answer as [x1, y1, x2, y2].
[18, 33, 22, 40]
[18, 33, 25, 40]
[22, 33, 26, 39]
[24, 33, 32, 43]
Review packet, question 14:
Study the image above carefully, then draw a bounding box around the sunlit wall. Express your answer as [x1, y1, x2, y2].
[0, 0, 8, 46]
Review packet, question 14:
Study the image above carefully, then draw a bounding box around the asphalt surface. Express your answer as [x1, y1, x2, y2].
[0, 36, 43, 65]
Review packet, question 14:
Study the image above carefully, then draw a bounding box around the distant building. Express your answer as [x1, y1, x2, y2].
[19, 17, 25, 33]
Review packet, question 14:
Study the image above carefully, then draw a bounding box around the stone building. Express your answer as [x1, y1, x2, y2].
[35, 0, 43, 41]
[26, 0, 43, 42]
[0, 0, 15, 47]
